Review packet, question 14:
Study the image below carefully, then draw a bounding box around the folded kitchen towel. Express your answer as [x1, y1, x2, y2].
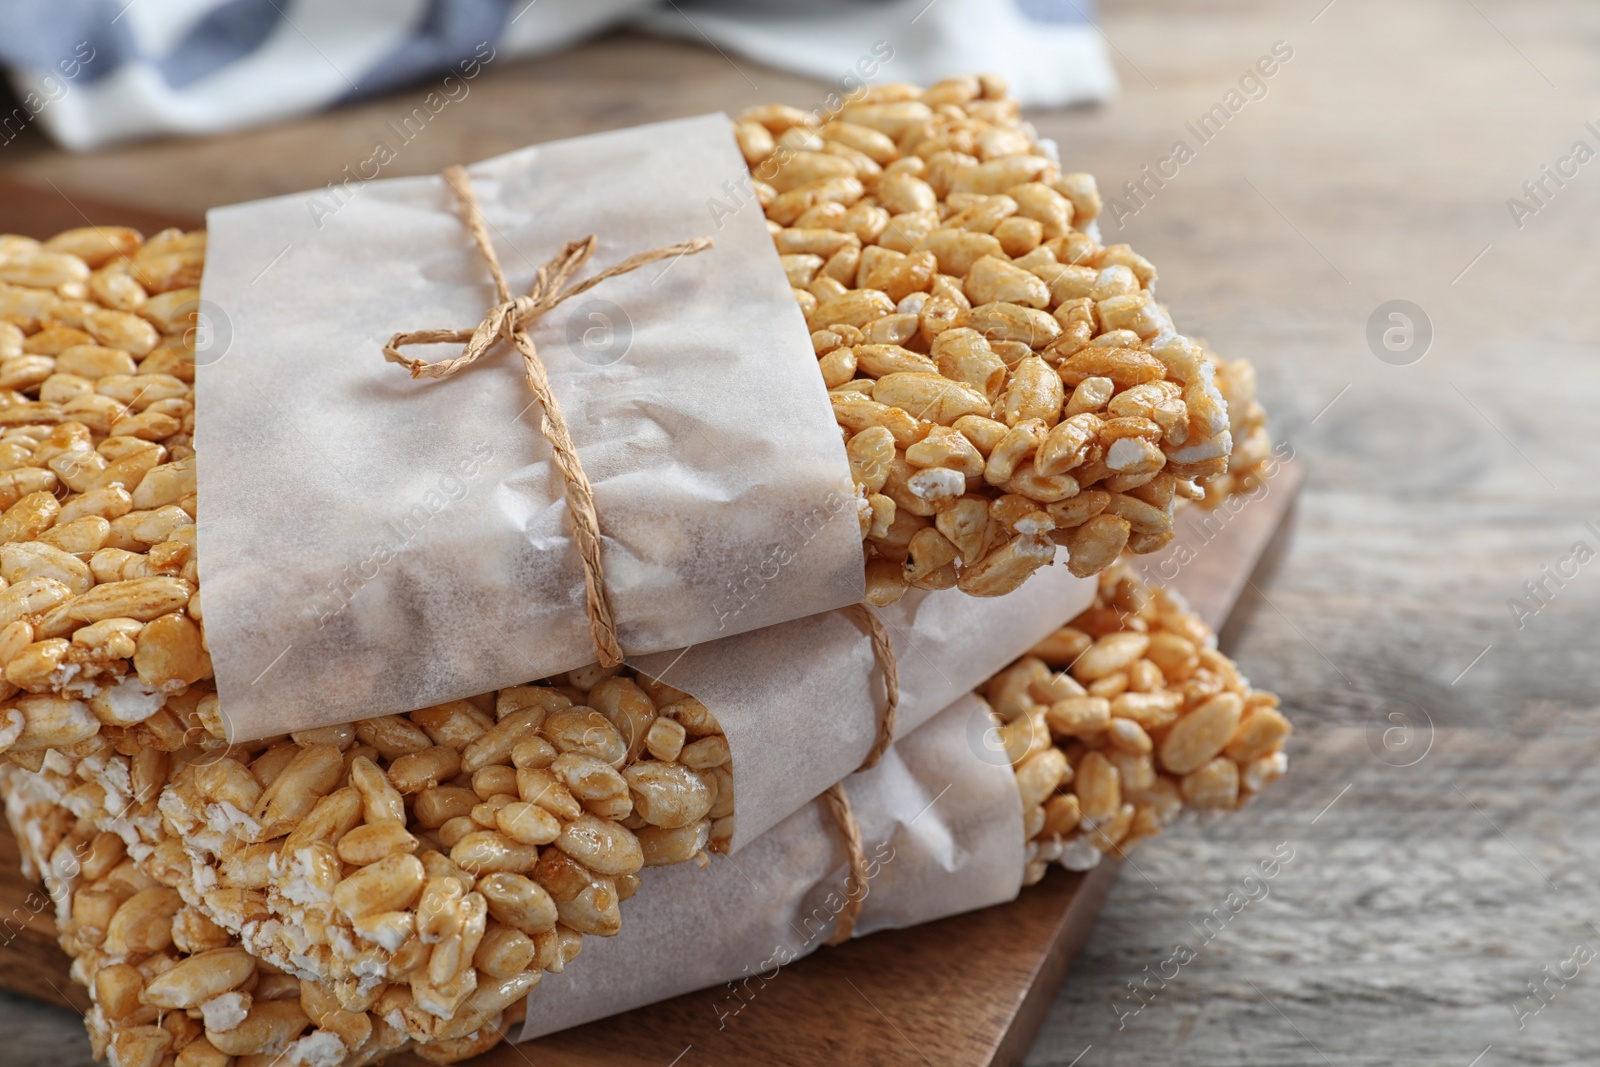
[0, 0, 1112, 150]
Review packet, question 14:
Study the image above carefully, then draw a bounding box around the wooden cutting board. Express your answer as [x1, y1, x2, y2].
[0, 175, 1303, 1066]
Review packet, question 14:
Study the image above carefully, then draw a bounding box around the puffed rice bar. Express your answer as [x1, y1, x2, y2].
[0, 662, 731, 1064]
[0, 225, 208, 762]
[5, 770, 524, 1066]
[737, 76, 1251, 605]
[0, 572, 1286, 1067]
[993, 562, 1290, 883]
[0, 126, 1274, 759]
[2, 570, 1289, 1067]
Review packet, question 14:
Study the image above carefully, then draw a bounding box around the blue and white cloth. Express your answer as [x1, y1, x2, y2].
[0, 0, 1112, 150]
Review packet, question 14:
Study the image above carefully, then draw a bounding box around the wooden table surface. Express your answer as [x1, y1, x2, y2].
[2, 0, 1597, 1064]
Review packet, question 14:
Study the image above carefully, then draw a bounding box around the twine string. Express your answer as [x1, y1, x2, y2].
[846, 602, 900, 772]
[822, 782, 870, 945]
[820, 601, 903, 943]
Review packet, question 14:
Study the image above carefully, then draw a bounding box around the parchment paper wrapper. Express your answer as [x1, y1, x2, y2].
[519, 692, 1026, 1041]
[197, 113, 863, 739]
[648, 548, 1094, 852]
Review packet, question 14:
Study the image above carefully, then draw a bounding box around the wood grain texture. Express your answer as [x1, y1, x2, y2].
[0, 823, 88, 1015]
[0, 0, 1594, 1062]
[1013, 4, 1600, 1063]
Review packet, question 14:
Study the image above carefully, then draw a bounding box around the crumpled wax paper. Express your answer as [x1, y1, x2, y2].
[519, 692, 1026, 1040]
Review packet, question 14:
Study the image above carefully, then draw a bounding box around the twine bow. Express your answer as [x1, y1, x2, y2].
[382, 164, 712, 666]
